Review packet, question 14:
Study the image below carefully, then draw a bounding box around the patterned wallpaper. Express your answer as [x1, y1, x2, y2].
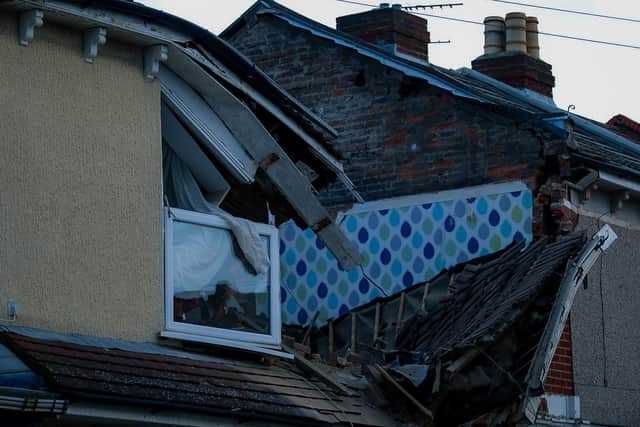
[279, 182, 533, 325]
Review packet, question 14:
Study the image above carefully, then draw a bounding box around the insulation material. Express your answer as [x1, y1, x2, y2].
[279, 183, 533, 325]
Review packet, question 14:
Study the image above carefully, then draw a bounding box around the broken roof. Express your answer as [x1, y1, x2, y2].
[292, 228, 617, 425]
[3, 0, 363, 269]
[0, 327, 395, 426]
[223, 0, 640, 179]
[396, 234, 585, 360]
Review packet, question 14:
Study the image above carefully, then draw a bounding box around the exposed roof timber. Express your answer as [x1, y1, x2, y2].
[13, 0, 338, 146]
[522, 225, 618, 421]
[160, 64, 257, 183]
[4, 0, 362, 266]
[192, 65, 363, 269]
[568, 169, 640, 196]
[162, 49, 362, 267]
[180, 46, 354, 179]
[161, 104, 231, 204]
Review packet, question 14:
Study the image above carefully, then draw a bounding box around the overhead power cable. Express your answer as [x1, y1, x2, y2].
[334, 0, 640, 50]
[492, 0, 640, 24]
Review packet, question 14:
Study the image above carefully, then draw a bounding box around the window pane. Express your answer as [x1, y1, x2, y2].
[172, 220, 270, 334]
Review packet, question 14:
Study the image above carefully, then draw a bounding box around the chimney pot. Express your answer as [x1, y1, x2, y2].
[379, 3, 390, 8]
[526, 16, 540, 58]
[472, 13, 554, 97]
[483, 16, 505, 55]
[505, 12, 527, 53]
[392, 3, 402, 9]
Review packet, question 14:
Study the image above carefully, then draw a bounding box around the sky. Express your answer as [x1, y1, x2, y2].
[143, 0, 639, 123]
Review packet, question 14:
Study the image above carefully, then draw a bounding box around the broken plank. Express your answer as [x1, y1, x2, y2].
[374, 364, 434, 421]
[176, 52, 363, 270]
[394, 292, 406, 343]
[282, 345, 354, 396]
[373, 302, 381, 346]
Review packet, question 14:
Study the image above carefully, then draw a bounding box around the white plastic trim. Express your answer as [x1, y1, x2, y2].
[344, 181, 528, 216]
[163, 208, 282, 349]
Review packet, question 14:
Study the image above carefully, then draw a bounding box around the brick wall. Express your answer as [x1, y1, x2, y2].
[472, 53, 555, 98]
[336, 8, 430, 61]
[226, 9, 577, 403]
[545, 319, 575, 395]
[225, 16, 545, 208]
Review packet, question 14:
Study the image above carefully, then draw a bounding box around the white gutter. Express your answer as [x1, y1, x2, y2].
[0, 387, 67, 415]
[66, 401, 291, 427]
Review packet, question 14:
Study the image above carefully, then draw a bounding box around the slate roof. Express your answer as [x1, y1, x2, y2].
[309, 233, 586, 368]
[303, 233, 589, 424]
[0, 331, 392, 426]
[223, 0, 640, 178]
[607, 114, 640, 143]
[396, 233, 586, 359]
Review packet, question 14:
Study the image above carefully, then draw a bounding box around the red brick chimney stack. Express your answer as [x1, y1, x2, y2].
[472, 12, 555, 98]
[336, 3, 431, 62]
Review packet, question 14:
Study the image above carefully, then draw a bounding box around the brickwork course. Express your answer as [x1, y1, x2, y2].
[224, 14, 549, 209]
[222, 1, 639, 409]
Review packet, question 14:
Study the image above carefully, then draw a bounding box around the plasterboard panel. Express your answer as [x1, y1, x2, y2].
[159, 65, 256, 183]
[161, 103, 230, 203]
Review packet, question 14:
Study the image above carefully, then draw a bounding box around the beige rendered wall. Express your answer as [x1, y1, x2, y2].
[0, 12, 164, 341]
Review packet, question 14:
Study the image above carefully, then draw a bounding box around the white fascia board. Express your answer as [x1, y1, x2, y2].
[598, 170, 640, 194]
[344, 181, 529, 216]
[160, 64, 257, 183]
[180, 47, 344, 173]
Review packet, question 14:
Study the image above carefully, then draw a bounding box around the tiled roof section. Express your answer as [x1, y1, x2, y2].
[571, 131, 640, 177]
[0, 333, 389, 426]
[226, 2, 640, 177]
[396, 233, 586, 358]
[607, 114, 640, 143]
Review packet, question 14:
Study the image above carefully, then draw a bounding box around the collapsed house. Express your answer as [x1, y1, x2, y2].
[224, 2, 640, 424]
[281, 228, 615, 426]
[0, 0, 635, 426]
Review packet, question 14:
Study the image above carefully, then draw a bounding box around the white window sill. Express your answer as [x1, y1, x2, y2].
[159, 330, 293, 360]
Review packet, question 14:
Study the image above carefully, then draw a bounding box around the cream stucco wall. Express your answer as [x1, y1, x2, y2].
[0, 12, 164, 341]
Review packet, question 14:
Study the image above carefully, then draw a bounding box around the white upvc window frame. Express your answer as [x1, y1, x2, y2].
[163, 207, 281, 348]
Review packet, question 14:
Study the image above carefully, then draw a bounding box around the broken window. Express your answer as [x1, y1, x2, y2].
[159, 74, 282, 349]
